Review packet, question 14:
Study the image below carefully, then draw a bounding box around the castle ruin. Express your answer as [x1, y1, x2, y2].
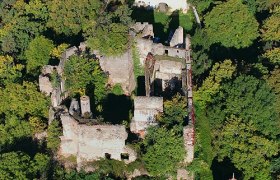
[39, 21, 195, 179]
[133, 0, 189, 13]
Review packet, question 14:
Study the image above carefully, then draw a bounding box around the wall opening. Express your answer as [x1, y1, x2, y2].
[121, 153, 129, 160]
[105, 153, 111, 159]
[165, 49, 168, 55]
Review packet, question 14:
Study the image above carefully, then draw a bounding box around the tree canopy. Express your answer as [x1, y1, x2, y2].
[214, 115, 279, 180]
[25, 36, 54, 74]
[0, 151, 50, 180]
[204, 0, 259, 48]
[142, 127, 185, 177]
[208, 75, 279, 137]
[86, 5, 132, 56]
[0, 82, 49, 118]
[47, 0, 101, 35]
[64, 55, 107, 102]
[0, 55, 23, 86]
[261, 6, 280, 42]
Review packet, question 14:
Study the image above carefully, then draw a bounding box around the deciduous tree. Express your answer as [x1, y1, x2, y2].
[214, 116, 279, 180]
[261, 6, 280, 42]
[0, 55, 24, 86]
[25, 36, 54, 74]
[47, 119, 62, 152]
[142, 127, 185, 177]
[0, 151, 50, 180]
[64, 55, 107, 102]
[86, 5, 132, 56]
[208, 75, 279, 137]
[158, 94, 187, 128]
[204, 0, 259, 48]
[0, 116, 31, 148]
[0, 82, 49, 118]
[47, 0, 101, 35]
[194, 60, 236, 109]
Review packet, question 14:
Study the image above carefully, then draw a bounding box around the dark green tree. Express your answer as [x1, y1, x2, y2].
[64, 55, 107, 102]
[86, 5, 132, 56]
[0, 151, 50, 180]
[208, 75, 279, 137]
[204, 0, 259, 48]
[0, 1, 47, 56]
[0, 116, 31, 148]
[142, 127, 185, 177]
[47, 0, 101, 35]
[158, 94, 187, 128]
[214, 115, 279, 180]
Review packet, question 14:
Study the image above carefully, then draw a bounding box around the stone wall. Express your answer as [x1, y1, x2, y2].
[136, 35, 187, 65]
[99, 49, 136, 95]
[170, 26, 184, 47]
[183, 126, 194, 163]
[60, 113, 137, 167]
[131, 96, 163, 137]
[133, 0, 189, 13]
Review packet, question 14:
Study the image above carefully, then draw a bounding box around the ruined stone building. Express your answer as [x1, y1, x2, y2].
[38, 21, 195, 178]
[60, 108, 136, 168]
[39, 46, 137, 168]
[130, 96, 163, 137]
[133, 0, 189, 13]
[99, 50, 136, 95]
[131, 23, 187, 94]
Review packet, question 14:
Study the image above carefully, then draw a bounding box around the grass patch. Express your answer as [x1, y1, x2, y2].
[132, 43, 144, 80]
[154, 55, 185, 62]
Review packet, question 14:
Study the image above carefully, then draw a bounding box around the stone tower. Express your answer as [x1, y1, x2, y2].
[80, 96, 91, 118]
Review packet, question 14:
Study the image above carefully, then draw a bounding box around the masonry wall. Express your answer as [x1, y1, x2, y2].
[131, 96, 163, 136]
[136, 38, 187, 65]
[99, 49, 136, 94]
[60, 114, 136, 166]
[134, 0, 188, 12]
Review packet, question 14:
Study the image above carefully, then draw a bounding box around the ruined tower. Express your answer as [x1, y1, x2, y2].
[80, 96, 91, 118]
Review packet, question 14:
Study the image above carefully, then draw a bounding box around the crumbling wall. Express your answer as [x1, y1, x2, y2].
[183, 126, 194, 163]
[39, 75, 53, 96]
[170, 26, 184, 47]
[131, 96, 163, 137]
[135, 27, 187, 65]
[60, 114, 136, 167]
[39, 65, 56, 96]
[133, 0, 189, 13]
[99, 49, 136, 94]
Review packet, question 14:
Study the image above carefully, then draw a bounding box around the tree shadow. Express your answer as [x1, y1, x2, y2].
[43, 28, 84, 47]
[1, 136, 47, 157]
[211, 157, 242, 180]
[136, 76, 146, 96]
[102, 94, 133, 125]
[209, 39, 262, 64]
